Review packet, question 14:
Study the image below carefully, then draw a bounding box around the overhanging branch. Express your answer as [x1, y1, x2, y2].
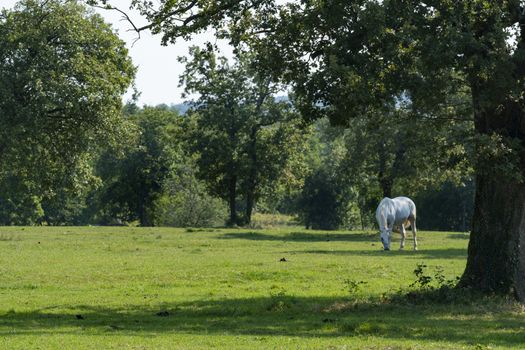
[87, 0, 269, 44]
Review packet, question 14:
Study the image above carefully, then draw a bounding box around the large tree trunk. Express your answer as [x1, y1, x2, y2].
[460, 175, 525, 300]
[459, 98, 525, 301]
[378, 171, 393, 198]
[245, 191, 254, 225]
[244, 127, 258, 225]
[138, 187, 151, 227]
[228, 175, 238, 226]
[377, 140, 394, 198]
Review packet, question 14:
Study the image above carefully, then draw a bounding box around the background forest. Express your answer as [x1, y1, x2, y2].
[0, 0, 475, 231]
[0, 97, 474, 231]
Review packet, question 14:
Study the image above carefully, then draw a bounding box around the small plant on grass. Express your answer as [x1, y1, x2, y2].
[409, 263, 433, 289]
[409, 263, 457, 290]
[434, 265, 447, 286]
[343, 279, 368, 296]
[267, 287, 292, 312]
[400, 263, 467, 304]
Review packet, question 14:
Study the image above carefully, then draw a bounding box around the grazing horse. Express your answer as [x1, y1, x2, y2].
[375, 197, 417, 251]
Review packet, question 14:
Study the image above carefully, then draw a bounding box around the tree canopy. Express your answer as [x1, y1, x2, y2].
[0, 0, 135, 205]
[181, 48, 306, 225]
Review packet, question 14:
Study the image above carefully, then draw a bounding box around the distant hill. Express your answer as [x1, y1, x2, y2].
[165, 95, 289, 115]
[170, 103, 191, 115]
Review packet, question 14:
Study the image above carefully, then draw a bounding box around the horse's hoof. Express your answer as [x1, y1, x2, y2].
[399, 248, 404, 251]
[413, 247, 418, 251]
[384, 248, 390, 251]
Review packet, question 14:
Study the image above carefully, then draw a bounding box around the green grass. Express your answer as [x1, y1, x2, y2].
[0, 226, 522, 349]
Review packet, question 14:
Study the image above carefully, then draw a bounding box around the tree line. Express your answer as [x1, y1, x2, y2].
[0, 0, 473, 231]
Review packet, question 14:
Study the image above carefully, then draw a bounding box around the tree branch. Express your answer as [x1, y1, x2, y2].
[91, 4, 144, 45]
[88, 0, 269, 44]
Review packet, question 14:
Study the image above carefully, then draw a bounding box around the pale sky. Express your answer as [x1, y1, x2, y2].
[1, 0, 231, 106]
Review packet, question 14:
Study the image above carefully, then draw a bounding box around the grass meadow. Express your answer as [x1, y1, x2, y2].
[0, 225, 523, 349]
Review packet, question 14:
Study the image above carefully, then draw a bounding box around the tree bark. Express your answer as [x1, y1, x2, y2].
[227, 175, 238, 225]
[378, 171, 393, 198]
[459, 97, 525, 301]
[244, 126, 258, 225]
[243, 90, 269, 225]
[377, 141, 393, 198]
[460, 175, 525, 299]
[138, 186, 149, 226]
[245, 191, 254, 225]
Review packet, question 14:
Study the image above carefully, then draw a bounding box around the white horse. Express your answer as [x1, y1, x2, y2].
[375, 196, 417, 251]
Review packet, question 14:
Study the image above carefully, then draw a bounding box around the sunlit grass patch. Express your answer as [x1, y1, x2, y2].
[0, 226, 521, 349]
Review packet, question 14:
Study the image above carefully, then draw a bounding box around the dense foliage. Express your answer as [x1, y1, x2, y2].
[0, 0, 135, 224]
[180, 48, 307, 225]
[0, 0, 478, 233]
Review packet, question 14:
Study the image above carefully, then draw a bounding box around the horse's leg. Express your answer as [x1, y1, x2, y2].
[399, 223, 406, 250]
[410, 217, 418, 250]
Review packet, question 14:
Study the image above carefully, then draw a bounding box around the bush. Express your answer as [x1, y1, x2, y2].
[155, 193, 226, 227]
[0, 175, 44, 225]
[297, 169, 352, 230]
[155, 163, 226, 227]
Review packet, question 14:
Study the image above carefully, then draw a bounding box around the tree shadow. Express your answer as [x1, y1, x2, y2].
[219, 231, 377, 242]
[447, 233, 470, 240]
[0, 296, 522, 347]
[296, 248, 467, 260]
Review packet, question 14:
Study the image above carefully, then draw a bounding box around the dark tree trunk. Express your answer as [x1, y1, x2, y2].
[379, 175, 393, 199]
[460, 175, 525, 300]
[139, 202, 151, 227]
[378, 141, 393, 198]
[243, 90, 269, 225]
[245, 127, 258, 225]
[138, 190, 150, 227]
[225, 100, 239, 226]
[245, 192, 254, 225]
[228, 175, 238, 225]
[459, 97, 525, 301]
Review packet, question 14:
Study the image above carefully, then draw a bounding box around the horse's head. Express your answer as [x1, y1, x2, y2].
[380, 228, 391, 250]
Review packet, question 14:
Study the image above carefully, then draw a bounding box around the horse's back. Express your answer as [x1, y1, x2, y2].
[392, 196, 416, 221]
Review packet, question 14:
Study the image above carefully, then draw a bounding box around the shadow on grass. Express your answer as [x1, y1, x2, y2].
[0, 296, 523, 347]
[296, 248, 467, 260]
[447, 233, 470, 240]
[219, 231, 377, 242]
[220, 231, 467, 259]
